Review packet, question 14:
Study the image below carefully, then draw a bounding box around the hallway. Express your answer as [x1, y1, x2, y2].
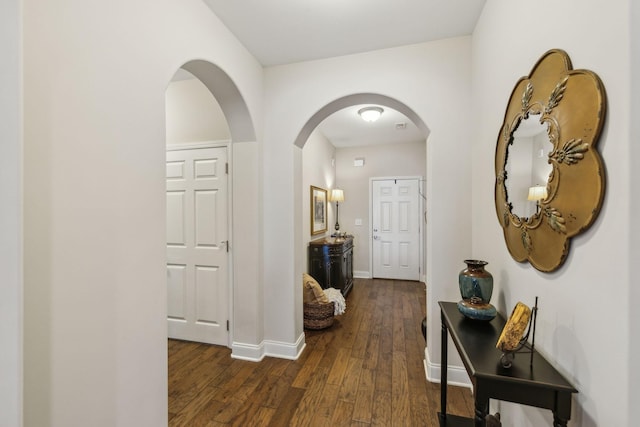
[168, 278, 473, 426]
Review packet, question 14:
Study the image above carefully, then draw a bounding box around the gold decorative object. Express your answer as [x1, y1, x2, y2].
[496, 299, 539, 369]
[494, 49, 606, 272]
[496, 302, 532, 352]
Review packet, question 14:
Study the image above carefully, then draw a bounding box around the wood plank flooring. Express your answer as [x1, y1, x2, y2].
[168, 278, 473, 426]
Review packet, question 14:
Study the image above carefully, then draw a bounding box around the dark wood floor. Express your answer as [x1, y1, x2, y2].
[168, 278, 473, 426]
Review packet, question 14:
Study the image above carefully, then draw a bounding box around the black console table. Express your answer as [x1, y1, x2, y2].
[308, 236, 354, 296]
[438, 301, 577, 427]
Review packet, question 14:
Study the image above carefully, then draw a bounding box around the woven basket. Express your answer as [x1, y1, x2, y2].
[303, 301, 335, 330]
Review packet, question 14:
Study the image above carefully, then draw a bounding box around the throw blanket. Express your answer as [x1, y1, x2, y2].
[323, 288, 346, 315]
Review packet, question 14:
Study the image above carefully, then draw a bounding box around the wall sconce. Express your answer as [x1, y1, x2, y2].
[527, 185, 547, 213]
[358, 106, 383, 122]
[329, 188, 345, 235]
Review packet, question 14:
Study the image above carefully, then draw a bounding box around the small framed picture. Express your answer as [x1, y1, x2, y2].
[310, 186, 328, 235]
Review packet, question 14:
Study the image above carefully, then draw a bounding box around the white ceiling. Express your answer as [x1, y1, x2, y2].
[200, 0, 486, 147]
[317, 104, 424, 148]
[202, 0, 486, 67]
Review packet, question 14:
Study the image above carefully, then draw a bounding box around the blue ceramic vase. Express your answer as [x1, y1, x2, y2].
[457, 259, 497, 321]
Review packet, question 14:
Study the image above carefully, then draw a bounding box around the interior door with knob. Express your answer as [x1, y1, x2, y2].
[166, 146, 229, 345]
[371, 178, 420, 280]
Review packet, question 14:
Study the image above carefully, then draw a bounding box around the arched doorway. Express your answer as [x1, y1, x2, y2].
[294, 92, 430, 332]
[165, 60, 262, 358]
[165, 68, 232, 346]
[293, 93, 429, 149]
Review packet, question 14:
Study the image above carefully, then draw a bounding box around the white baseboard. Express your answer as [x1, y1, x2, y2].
[354, 270, 370, 279]
[231, 332, 306, 362]
[355, 271, 427, 282]
[231, 341, 265, 362]
[264, 332, 306, 360]
[424, 346, 472, 389]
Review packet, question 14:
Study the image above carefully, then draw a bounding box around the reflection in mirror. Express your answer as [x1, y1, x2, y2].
[505, 115, 553, 219]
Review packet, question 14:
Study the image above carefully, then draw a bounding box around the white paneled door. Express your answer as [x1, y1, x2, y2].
[166, 146, 229, 345]
[372, 178, 420, 281]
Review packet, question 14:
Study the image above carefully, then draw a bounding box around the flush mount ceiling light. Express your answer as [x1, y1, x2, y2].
[358, 106, 384, 122]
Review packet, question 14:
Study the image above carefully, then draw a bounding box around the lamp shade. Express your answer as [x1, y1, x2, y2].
[330, 188, 345, 202]
[358, 106, 383, 122]
[527, 185, 547, 201]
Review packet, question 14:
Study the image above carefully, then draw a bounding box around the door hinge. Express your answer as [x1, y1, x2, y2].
[226, 320, 230, 331]
[225, 162, 229, 175]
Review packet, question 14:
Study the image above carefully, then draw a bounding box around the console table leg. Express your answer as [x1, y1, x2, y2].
[553, 392, 572, 427]
[553, 415, 569, 427]
[440, 312, 448, 417]
[474, 399, 489, 427]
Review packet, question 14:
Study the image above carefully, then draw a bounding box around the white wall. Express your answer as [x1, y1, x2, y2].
[302, 130, 336, 253]
[629, 1, 640, 421]
[17, 2, 634, 425]
[165, 77, 230, 144]
[472, 1, 632, 425]
[263, 37, 473, 370]
[0, 0, 22, 425]
[22, 0, 263, 425]
[232, 141, 264, 351]
[335, 141, 426, 276]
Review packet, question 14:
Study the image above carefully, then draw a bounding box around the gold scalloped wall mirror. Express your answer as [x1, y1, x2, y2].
[494, 49, 606, 272]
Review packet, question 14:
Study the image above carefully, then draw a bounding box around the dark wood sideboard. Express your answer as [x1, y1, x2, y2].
[308, 236, 353, 296]
[438, 301, 577, 427]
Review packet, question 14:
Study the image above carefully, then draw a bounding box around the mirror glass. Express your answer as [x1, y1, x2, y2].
[505, 115, 553, 219]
